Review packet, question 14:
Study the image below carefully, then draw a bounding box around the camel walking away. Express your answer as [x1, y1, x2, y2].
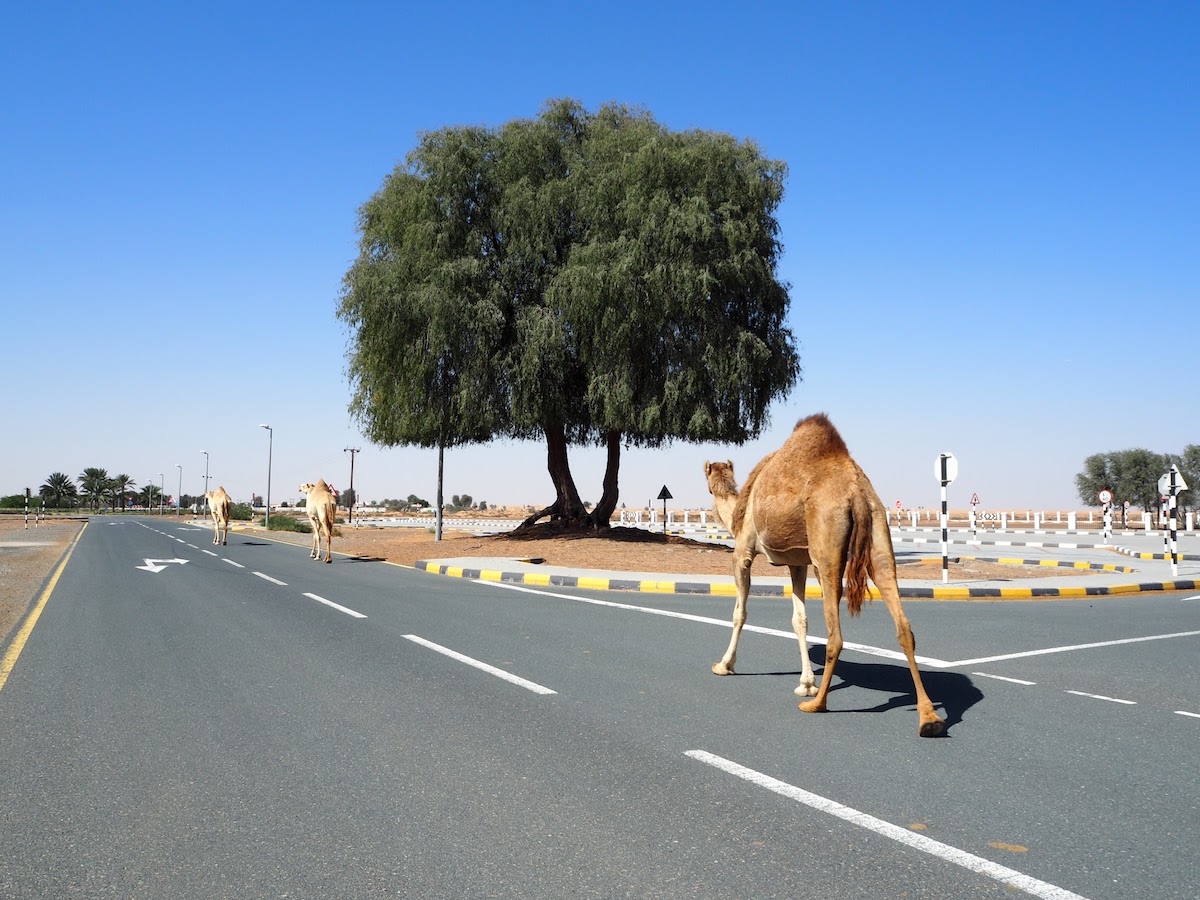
[204, 487, 232, 546]
[704, 413, 945, 737]
[299, 480, 337, 563]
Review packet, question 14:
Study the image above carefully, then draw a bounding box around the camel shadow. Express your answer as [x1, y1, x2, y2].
[347, 555, 385, 563]
[749, 646, 983, 733]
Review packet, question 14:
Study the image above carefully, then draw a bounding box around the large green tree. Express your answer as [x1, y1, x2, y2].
[78, 467, 111, 511]
[339, 99, 799, 529]
[40, 472, 77, 509]
[1075, 448, 1171, 512]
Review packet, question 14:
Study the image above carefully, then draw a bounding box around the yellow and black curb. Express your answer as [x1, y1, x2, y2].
[413, 559, 1198, 600]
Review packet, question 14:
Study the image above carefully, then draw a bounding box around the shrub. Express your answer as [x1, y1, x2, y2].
[268, 515, 312, 533]
[230, 503, 255, 521]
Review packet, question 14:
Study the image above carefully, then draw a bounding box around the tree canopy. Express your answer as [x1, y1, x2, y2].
[1075, 446, 1197, 513]
[338, 99, 799, 528]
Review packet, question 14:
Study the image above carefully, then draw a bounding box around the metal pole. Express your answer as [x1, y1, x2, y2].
[158, 474, 164, 515]
[1169, 468, 1179, 577]
[176, 465, 182, 516]
[345, 447, 360, 526]
[940, 457, 949, 584]
[260, 425, 272, 526]
[202, 451, 210, 519]
[24, 488, 29, 530]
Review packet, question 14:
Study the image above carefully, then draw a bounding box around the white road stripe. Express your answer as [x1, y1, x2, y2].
[952, 631, 1200, 667]
[1065, 690, 1136, 705]
[202, 549, 218, 556]
[686, 750, 1088, 900]
[252, 572, 287, 586]
[302, 592, 367, 619]
[473, 581, 943, 666]
[221, 558, 245, 568]
[973, 672, 1037, 685]
[402, 634, 555, 695]
[1175, 710, 1200, 719]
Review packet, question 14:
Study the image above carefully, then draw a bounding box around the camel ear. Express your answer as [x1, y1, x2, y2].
[726, 459, 734, 470]
[703, 461, 711, 475]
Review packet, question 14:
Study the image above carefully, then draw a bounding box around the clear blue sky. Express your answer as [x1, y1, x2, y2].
[3, 1, 1196, 512]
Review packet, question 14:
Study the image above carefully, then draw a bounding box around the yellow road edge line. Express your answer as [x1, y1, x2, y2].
[0, 520, 89, 693]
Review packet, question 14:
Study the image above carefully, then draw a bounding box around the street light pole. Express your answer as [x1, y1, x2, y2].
[175, 464, 182, 515]
[158, 473, 164, 516]
[260, 424, 273, 526]
[201, 450, 210, 518]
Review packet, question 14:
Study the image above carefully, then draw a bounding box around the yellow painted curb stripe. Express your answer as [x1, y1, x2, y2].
[0, 520, 88, 693]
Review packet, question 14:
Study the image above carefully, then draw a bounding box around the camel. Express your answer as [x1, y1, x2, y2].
[204, 487, 232, 546]
[299, 480, 337, 563]
[704, 413, 945, 737]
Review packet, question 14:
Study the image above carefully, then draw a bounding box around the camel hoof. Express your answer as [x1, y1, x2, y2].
[798, 699, 825, 713]
[324, 558, 331, 564]
[712, 663, 734, 676]
[919, 718, 946, 738]
[794, 684, 819, 698]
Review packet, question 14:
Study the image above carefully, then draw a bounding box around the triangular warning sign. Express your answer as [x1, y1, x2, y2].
[970, 492, 980, 505]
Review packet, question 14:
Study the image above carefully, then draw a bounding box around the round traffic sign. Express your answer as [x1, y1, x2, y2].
[1098, 489, 1113, 504]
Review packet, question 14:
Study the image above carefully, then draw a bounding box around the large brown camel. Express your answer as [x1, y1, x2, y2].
[204, 487, 232, 546]
[704, 413, 945, 737]
[299, 480, 337, 563]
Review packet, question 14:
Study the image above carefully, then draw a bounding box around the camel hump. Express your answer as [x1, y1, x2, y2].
[791, 413, 851, 460]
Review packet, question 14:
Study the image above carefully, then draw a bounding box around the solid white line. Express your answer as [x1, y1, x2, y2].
[973, 672, 1037, 686]
[686, 750, 1088, 900]
[1174, 710, 1200, 719]
[402, 634, 556, 695]
[951, 630, 1200, 667]
[202, 549, 218, 556]
[252, 571, 287, 586]
[1065, 690, 1136, 705]
[302, 592, 367, 619]
[1180, 595, 1200, 602]
[472, 580, 947, 666]
[221, 558, 245, 568]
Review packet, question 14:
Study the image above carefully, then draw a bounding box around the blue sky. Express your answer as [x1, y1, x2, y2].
[2, 1, 1196, 512]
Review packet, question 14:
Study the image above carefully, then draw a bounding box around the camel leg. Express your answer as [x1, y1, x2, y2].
[787, 564, 818, 697]
[879, 583, 944, 737]
[799, 581, 843, 714]
[323, 521, 332, 563]
[310, 527, 319, 559]
[713, 550, 754, 675]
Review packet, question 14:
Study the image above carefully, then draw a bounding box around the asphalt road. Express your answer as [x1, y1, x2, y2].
[1, 516, 1197, 899]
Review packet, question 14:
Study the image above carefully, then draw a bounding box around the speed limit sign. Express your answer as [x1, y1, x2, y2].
[1098, 489, 1113, 504]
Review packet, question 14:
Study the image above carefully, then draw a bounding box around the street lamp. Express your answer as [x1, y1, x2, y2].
[175, 464, 182, 515]
[260, 424, 272, 525]
[158, 473, 164, 515]
[201, 450, 210, 518]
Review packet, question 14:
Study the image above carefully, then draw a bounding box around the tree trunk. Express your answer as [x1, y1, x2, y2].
[590, 430, 621, 528]
[435, 442, 444, 541]
[518, 422, 588, 530]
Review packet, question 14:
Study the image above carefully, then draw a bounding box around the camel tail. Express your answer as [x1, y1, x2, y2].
[844, 495, 873, 617]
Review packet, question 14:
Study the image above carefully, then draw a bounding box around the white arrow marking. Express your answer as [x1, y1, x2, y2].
[135, 558, 190, 573]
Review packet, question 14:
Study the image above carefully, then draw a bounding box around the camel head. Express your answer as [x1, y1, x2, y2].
[703, 460, 738, 498]
[299, 483, 315, 495]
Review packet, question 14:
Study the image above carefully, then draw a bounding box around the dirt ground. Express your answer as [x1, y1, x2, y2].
[0, 516, 85, 648]
[255, 515, 1091, 582]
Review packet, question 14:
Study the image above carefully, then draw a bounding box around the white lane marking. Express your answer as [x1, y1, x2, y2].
[686, 750, 1088, 900]
[221, 558, 245, 569]
[951, 630, 1200, 667]
[185, 543, 198, 549]
[1175, 710, 1200, 719]
[1065, 690, 1136, 705]
[1181, 595, 1200, 602]
[472, 581, 946, 666]
[403, 634, 555, 695]
[202, 549, 218, 557]
[973, 672, 1037, 686]
[303, 592, 367, 619]
[253, 572, 287, 586]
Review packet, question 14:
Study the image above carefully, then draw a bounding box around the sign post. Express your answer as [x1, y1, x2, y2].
[935, 453, 958, 583]
[1098, 489, 1113, 544]
[657, 485, 673, 535]
[1159, 466, 1188, 576]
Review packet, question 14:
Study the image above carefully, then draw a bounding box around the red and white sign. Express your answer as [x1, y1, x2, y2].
[1098, 489, 1113, 504]
[896, 500, 902, 509]
[970, 492, 980, 506]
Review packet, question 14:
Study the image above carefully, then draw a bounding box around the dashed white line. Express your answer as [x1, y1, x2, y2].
[202, 549, 218, 557]
[253, 572, 287, 586]
[221, 558, 245, 569]
[686, 750, 1087, 900]
[1173, 710, 1200, 719]
[303, 592, 367, 619]
[402, 634, 555, 694]
[1065, 690, 1136, 705]
[973, 672, 1037, 685]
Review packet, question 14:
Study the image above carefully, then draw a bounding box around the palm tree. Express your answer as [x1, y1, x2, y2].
[110, 474, 136, 512]
[78, 467, 111, 511]
[138, 484, 161, 508]
[40, 472, 78, 509]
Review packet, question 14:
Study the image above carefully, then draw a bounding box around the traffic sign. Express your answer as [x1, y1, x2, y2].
[896, 500, 902, 509]
[1098, 489, 1113, 504]
[1158, 465, 1189, 496]
[935, 453, 958, 486]
[970, 492, 980, 506]
[657, 485, 673, 501]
